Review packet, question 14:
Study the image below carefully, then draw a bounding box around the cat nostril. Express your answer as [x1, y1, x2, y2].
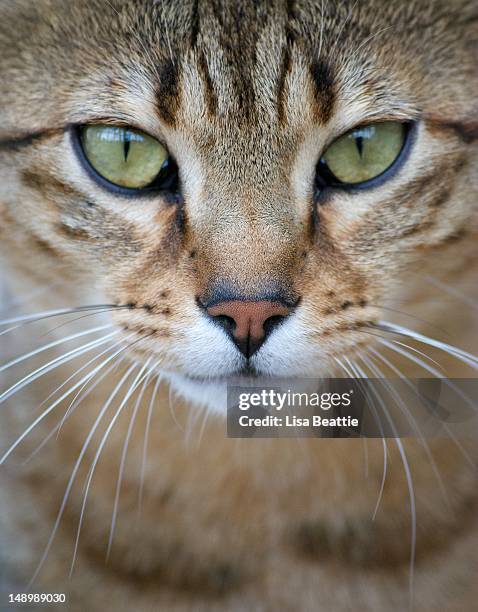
[205, 300, 292, 359]
[263, 315, 286, 337]
[213, 314, 236, 334]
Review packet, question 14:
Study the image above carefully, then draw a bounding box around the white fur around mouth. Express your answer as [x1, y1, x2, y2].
[164, 371, 230, 413]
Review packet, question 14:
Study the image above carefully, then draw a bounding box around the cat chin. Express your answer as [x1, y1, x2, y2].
[163, 371, 229, 414]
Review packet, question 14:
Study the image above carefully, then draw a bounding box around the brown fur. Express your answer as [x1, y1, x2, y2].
[0, 1, 477, 610]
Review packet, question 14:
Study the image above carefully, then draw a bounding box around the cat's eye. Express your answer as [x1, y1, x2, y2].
[317, 122, 407, 188]
[79, 125, 178, 192]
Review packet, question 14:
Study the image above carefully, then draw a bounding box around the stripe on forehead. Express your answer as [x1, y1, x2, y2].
[157, 1, 337, 127]
[156, 59, 180, 126]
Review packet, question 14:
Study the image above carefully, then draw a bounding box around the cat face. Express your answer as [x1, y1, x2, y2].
[0, 1, 476, 406]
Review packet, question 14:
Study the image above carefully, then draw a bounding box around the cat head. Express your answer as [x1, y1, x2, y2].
[0, 0, 476, 409]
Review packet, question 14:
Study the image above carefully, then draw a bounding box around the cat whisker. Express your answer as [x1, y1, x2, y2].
[168, 384, 185, 433]
[0, 304, 123, 338]
[334, 356, 371, 476]
[383, 338, 446, 373]
[107, 359, 159, 560]
[375, 336, 477, 414]
[0, 330, 118, 406]
[368, 303, 451, 340]
[196, 406, 210, 450]
[22, 354, 128, 466]
[331, 356, 351, 378]
[29, 362, 139, 588]
[340, 357, 389, 522]
[0, 337, 131, 465]
[56, 342, 137, 438]
[374, 321, 478, 368]
[0, 324, 116, 375]
[333, 356, 354, 378]
[184, 400, 203, 448]
[357, 328, 446, 372]
[361, 350, 451, 512]
[0, 305, 119, 327]
[38, 335, 134, 409]
[138, 373, 163, 520]
[353, 358, 416, 609]
[70, 360, 152, 576]
[367, 345, 476, 471]
[1, 332, 150, 466]
[41, 306, 132, 337]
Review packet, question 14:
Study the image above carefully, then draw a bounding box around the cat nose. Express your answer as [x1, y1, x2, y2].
[206, 299, 292, 359]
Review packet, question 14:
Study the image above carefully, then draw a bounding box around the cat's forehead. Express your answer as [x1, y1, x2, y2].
[0, 0, 474, 142]
[66, 1, 424, 138]
[91, 0, 463, 125]
[125, 0, 419, 123]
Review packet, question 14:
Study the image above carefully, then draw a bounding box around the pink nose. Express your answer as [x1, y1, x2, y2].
[206, 300, 291, 358]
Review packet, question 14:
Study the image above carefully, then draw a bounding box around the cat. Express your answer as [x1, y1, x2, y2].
[0, 0, 477, 610]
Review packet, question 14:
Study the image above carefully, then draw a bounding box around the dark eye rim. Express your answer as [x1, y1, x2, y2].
[315, 121, 416, 195]
[71, 125, 181, 199]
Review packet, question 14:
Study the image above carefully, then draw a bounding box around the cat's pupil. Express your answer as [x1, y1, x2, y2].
[356, 136, 364, 157]
[123, 137, 131, 162]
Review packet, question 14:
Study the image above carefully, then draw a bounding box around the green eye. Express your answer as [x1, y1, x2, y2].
[80, 125, 172, 190]
[320, 122, 406, 186]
